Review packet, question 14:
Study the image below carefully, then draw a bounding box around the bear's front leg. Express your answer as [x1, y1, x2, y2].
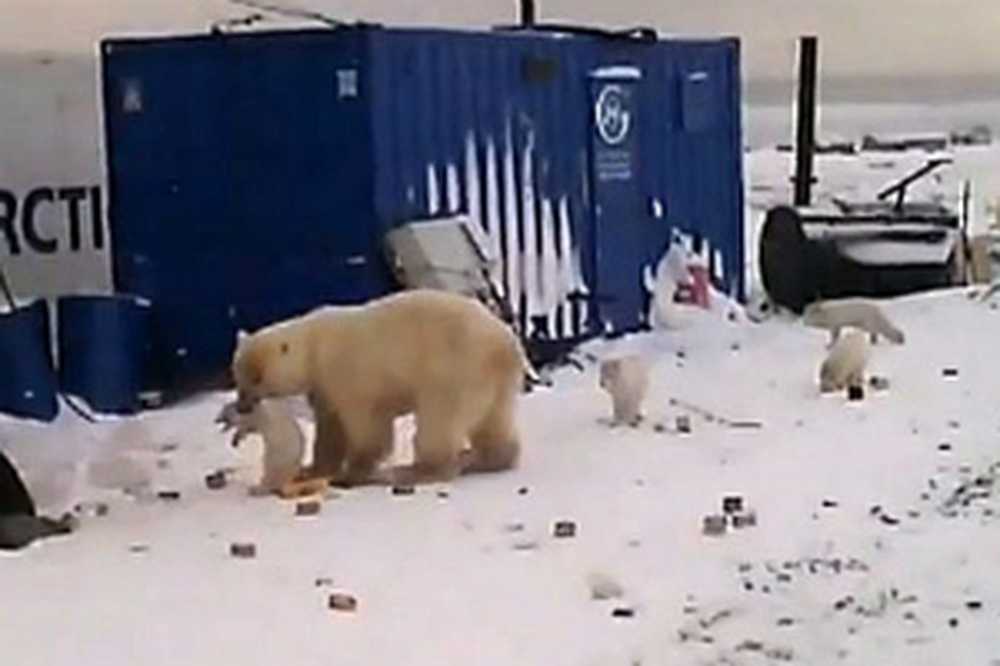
[300, 398, 347, 481]
[330, 411, 394, 488]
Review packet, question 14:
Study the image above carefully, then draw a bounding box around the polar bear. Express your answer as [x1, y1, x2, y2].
[803, 298, 905, 347]
[598, 355, 651, 427]
[215, 398, 305, 496]
[231, 289, 528, 487]
[818, 329, 871, 393]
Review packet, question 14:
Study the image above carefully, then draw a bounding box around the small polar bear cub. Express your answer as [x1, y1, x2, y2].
[818, 329, 871, 393]
[599, 354, 651, 427]
[216, 398, 305, 496]
[803, 297, 905, 347]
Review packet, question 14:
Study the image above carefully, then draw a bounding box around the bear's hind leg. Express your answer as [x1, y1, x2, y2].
[388, 400, 465, 485]
[466, 387, 521, 474]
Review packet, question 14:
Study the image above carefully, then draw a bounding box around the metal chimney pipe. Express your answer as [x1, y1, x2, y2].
[793, 35, 818, 207]
[520, 0, 536, 27]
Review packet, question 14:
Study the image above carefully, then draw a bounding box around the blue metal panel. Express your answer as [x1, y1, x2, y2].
[102, 29, 383, 389]
[367, 28, 744, 340]
[0, 300, 59, 422]
[101, 25, 744, 390]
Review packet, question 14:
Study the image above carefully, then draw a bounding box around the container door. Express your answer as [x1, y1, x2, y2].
[588, 68, 644, 333]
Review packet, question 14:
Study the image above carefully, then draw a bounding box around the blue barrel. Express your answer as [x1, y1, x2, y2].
[0, 300, 59, 422]
[57, 294, 151, 415]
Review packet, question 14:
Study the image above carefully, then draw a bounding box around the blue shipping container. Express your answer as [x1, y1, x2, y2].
[100, 24, 744, 389]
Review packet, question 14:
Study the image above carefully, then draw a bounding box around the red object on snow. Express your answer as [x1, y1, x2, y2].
[674, 264, 711, 309]
[689, 265, 711, 308]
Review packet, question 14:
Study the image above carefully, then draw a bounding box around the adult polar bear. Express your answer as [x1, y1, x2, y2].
[231, 289, 529, 487]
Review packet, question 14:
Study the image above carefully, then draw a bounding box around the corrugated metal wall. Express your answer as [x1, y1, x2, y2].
[102, 30, 384, 386]
[101, 26, 743, 390]
[367, 28, 743, 340]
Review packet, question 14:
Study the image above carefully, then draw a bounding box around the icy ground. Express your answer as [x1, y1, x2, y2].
[3, 286, 1000, 666]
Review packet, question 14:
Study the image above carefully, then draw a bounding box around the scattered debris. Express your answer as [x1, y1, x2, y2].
[128, 544, 150, 554]
[847, 384, 864, 401]
[436, 490, 450, 499]
[205, 471, 227, 490]
[553, 520, 577, 538]
[230, 542, 257, 559]
[73, 502, 109, 518]
[157, 491, 181, 502]
[314, 577, 334, 588]
[611, 607, 635, 619]
[728, 420, 763, 429]
[677, 628, 714, 644]
[942, 368, 959, 378]
[517, 486, 530, 496]
[676, 415, 692, 434]
[390, 485, 415, 496]
[821, 498, 839, 508]
[295, 500, 322, 517]
[869, 375, 891, 391]
[834, 596, 854, 611]
[328, 593, 358, 613]
[503, 522, 525, 533]
[511, 538, 539, 551]
[938, 443, 953, 452]
[879, 513, 901, 527]
[702, 514, 727, 536]
[765, 646, 794, 661]
[966, 600, 983, 611]
[948, 617, 959, 628]
[776, 617, 795, 627]
[587, 572, 625, 601]
[698, 608, 733, 630]
[731, 511, 757, 529]
[159, 442, 180, 453]
[722, 495, 744, 514]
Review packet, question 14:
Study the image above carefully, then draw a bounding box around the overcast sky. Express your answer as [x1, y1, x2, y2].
[4, 0, 1000, 79]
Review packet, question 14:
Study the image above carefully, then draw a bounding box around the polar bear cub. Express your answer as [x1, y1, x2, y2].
[599, 354, 651, 427]
[818, 329, 871, 393]
[216, 398, 305, 496]
[803, 297, 905, 347]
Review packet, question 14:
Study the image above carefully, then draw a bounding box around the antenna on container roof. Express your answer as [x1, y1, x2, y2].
[228, 0, 344, 28]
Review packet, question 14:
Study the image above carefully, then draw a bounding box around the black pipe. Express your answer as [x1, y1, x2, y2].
[520, 0, 536, 27]
[793, 35, 818, 207]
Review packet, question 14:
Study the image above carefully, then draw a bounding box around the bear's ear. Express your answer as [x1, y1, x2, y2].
[236, 329, 249, 343]
[280, 342, 289, 355]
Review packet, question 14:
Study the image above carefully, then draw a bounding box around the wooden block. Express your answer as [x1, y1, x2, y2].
[328, 593, 358, 612]
[295, 500, 322, 517]
[278, 477, 330, 499]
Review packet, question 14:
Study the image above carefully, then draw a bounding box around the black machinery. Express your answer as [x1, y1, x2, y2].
[759, 36, 964, 313]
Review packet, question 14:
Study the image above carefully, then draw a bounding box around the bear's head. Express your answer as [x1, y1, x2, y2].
[231, 326, 310, 402]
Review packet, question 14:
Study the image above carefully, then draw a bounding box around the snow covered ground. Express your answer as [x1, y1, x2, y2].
[3, 284, 1000, 666]
[5, 133, 1000, 664]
